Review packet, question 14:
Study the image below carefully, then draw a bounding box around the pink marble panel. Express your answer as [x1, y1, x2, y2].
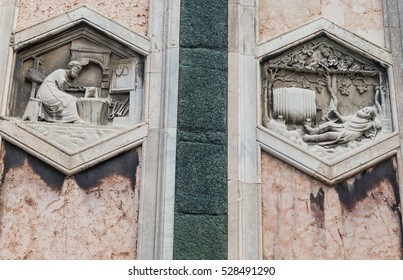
[0, 145, 141, 259]
[261, 152, 401, 259]
[16, 0, 149, 36]
[259, 0, 385, 47]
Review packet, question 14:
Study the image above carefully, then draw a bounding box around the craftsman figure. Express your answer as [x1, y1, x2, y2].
[37, 61, 86, 123]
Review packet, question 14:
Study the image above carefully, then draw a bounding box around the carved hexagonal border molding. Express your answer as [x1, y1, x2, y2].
[12, 6, 150, 55]
[0, 117, 148, 175]
[256, 18, 400, 185]
[0, 6, 151, 176]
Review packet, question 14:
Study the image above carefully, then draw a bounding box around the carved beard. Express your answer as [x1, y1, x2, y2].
[68, 70, 79, 79]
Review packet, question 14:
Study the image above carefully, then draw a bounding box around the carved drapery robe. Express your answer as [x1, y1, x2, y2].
[37, 69, 80, 122]
[317, 116, 381, 145]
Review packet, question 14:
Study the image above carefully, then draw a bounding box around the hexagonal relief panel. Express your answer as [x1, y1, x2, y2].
[257, 19, 400, 185]
[0, 7, 150, 175]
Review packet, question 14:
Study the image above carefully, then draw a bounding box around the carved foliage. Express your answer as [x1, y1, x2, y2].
[261, 36, 393, 158]
[268, 38, 377, 73]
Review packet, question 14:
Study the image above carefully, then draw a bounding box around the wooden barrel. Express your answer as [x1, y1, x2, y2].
[273, 87, 316, 124]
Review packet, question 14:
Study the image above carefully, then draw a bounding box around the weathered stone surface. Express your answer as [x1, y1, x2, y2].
[0, 143, 141, 259]
[16, 0, 148, 36]
[24, 122, 124, 153]
[178, 66, 227, 132]
[261, 152, 402, 259]
[174, 0, 228, 260]
[173, 214, 227, 260]
[180, 48, 228, 71]
[175, 142, 227, 215]
[259, 0, 385, 47]
[180, 0, 228, 50]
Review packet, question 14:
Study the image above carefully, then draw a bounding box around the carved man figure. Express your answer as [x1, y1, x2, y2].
[303, 106, 382, 146]
[37, 61, 85, 123]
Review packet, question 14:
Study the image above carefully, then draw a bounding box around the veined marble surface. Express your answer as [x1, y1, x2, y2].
[259, 0, 385, 48]
[16, 0, 148, 36]
[261, 152, 401, 259]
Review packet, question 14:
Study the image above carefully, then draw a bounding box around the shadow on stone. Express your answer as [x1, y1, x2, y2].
[74, 148, 139, 190]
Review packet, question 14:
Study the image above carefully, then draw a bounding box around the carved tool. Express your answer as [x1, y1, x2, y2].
[24, 57, 44, 98]
[22, 57, 45, 121]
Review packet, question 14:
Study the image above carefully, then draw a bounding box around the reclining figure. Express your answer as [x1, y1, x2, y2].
[303, 106, 382, 146]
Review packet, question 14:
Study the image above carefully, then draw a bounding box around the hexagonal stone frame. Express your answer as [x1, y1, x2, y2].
[256, 18, 400, 186]
[0, 6, 150, 175]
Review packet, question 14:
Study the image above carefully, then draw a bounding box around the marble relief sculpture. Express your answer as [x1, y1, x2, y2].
[0, 11, 150, 176]
[272, 87, 316, 125]
[36, 61, 86, 123]
[262, 37, 392, 156]
[302, 106, 381, 145]
[6, 33, 147, 158]
[19, 38, 144, 127]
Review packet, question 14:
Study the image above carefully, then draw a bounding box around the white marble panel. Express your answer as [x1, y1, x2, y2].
[136, 0, 181, 260]
[228, 0, 261, 260]
[0, 0, 18, 116]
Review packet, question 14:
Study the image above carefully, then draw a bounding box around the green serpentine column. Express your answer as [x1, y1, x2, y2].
[174, 0, 228, 259]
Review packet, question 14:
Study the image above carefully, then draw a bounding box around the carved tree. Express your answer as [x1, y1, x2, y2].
[262, 37, 390, 130]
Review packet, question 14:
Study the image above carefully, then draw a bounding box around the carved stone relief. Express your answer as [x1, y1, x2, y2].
[0, 17, 150, 175]
[261, 37, 393, 161]
[18, 46, 142, 127]
[23, 122, 125, 154]
[5, 25, 146, 150]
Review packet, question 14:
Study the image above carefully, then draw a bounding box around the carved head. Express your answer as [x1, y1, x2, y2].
[357, 106, 377, 120]
[67, 60, 83, 79]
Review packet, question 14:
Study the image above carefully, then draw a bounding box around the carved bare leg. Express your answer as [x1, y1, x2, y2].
[303, 131, 340, 142]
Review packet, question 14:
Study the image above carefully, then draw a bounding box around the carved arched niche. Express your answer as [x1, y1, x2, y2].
[10, 24, 144, 126]
[261, 36, 394, 161]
